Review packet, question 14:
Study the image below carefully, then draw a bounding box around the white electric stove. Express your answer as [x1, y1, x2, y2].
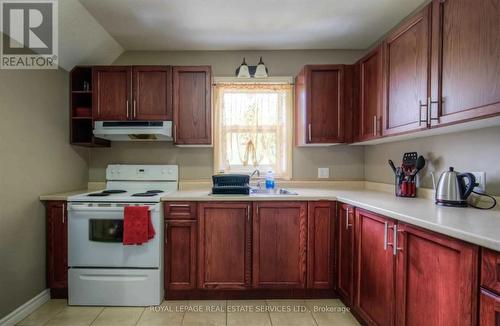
[67, 164, 178, 306]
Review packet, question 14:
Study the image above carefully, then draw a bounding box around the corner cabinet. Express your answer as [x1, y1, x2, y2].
[172, 66, 212, 145]
[356, 45, 384, 142]
[198, 202, 252, 289]
[295, 65, 347, 145]
[252, 201, 307, 289]
[46, 201, 68, 298]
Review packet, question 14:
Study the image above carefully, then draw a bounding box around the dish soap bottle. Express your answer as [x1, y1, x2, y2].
[265, 170, 275, 190]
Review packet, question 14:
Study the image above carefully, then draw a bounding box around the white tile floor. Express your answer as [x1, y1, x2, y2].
[17, 299, 360, 326]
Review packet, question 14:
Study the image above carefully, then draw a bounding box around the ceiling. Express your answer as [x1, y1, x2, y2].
[79, 0, 427, 51]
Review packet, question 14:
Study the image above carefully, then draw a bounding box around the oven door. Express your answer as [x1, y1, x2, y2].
[68, 203, 162, 268]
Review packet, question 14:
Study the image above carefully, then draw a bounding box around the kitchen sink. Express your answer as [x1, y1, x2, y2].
[250, 188, 298, 196]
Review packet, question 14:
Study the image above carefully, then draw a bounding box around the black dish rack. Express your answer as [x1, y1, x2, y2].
[212, 174, 250, 195]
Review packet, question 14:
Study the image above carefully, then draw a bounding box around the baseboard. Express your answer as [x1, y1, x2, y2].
[0, 289, 50, 326]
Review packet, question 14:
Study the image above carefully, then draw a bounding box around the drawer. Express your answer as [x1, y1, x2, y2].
[479, 289, 500, 326]
[164, 202, 197, 220]
[482, 248, 500, 295]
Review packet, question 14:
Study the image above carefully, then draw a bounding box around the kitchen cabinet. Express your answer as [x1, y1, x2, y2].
[165, 202, 197, 220]
[132, 66, 172, 120]
[480, 289, 500, 326]
[356, 45, 384, 141]
[395, 223, 478, 326]
[253, 201, 307, 289]
[430, 0, 500, 126]
[383, 5, 431, 136]
[354, 208, 395, 326]
[46, 201, 68, 298]
[164, 220, 197, 290]
[295, 65, 345, 145]
[306, 201, 335, 289]
[337, 203, 355, 304]
[93, 66, 131, 121]
[173, 66, 212, 145]
[198, 203, 252, 289]
[482, 249, 500, 294]
[93, 66, 172, 121]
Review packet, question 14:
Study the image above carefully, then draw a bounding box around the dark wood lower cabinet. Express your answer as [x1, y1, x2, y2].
[480, 289, 500, 326]
[337, 203, 355, 304]
[395, 223, 478, 326]
[164, 220, 197, 290]
[354, 209, 395, 326]
[253, 202, 307, 289]
[46, 201, 68, 298]
[307, 201, 335, 289]
[198, 202, 252, 289]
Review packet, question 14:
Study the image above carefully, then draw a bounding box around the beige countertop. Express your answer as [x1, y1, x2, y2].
[161, 187, 500, 251]
[39, 189, 90, 201]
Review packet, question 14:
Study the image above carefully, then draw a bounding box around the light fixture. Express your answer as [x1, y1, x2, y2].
[236, 57, 251, 78]
[254, 57, 268, 78]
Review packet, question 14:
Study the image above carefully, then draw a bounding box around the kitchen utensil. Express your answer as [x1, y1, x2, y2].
[388, 160, 396, 173]
[435, 167, 476, 207]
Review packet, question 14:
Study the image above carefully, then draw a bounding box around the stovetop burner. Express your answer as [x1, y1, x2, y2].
[132, 192, 158, 197]
[87, 192, 111, 197]
[146, 190, 164, 194]
[102, 189, 127, 194]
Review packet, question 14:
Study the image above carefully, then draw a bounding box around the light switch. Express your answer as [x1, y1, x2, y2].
[318, 168, 330, 179]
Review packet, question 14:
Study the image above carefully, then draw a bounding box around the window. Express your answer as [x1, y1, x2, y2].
[214, 82, 293, 179]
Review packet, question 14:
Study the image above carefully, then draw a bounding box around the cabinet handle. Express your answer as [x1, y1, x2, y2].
[373, 115, 377, 136]
[393, 225, 404, 255]
[126, 100, 129, 119]
[383, 222, 393, 250]
[133, 100, 137, 118]
[418, 98, 429, 126]
[169, 204, 190, 208]
[345, 208, 352, 229]
[62, 204, 65, 224]
[247, 206, 250, 222]
[308, 124, 312, 142]
[173, 124, 177, 142]
[428, 98, 441, 124]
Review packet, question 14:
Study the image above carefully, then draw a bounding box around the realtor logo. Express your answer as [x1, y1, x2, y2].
[1, 0, 58, 69]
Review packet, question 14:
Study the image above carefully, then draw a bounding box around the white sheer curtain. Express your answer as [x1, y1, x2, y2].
[214, 83, 293, 179]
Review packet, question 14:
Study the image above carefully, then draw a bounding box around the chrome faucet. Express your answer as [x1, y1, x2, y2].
[250, 169, 261, 189]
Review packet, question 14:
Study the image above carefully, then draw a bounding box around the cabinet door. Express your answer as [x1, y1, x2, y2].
[253, 202, 307, 289]
[395, 223, 478, 326]
[480, 289, 500, 326]
[295, 65, 344, 145]
[354, 209, 395, 326]
[357, 45, 383, 141]
[337, 203, 355, 304]
[46, 201, 67, 298]
[307, 201, 335, 289]
[383, 6, 431, 136]
[132, 66, 172, 121]
[165, 220, 197, 290]
[173, 66, 212, 145]
[430, 0, 500, 126]
[482, 248, 500, 294]
[93, 66, 131, 120]
[198, 203, 252, 289]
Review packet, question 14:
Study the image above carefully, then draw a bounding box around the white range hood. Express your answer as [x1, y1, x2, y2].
[93, 121, 172, 141]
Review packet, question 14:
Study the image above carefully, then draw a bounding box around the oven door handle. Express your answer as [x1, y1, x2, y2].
[67, 204, 157, 212]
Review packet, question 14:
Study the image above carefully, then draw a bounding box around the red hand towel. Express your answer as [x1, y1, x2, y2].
[123, 206, 156, 245]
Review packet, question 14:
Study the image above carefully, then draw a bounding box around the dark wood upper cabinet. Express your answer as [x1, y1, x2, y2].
[354, 208, 395, 326]
[198, 202, 252, 289]
[253, 202, 307, 289]
[46, 201, 68, 298]
[430, 0, 500, 126]
[337, 203, 355, 305]
[295, 65, 345, 145]
[395, 223, 478, 326]
[383, 5, 431, 136]
[93, 66, 131, 121]
[132, 66, 172, 120]
[356, 45, 384, 141]
[173, 66, 212, 145]
[306, 201, 335, 289]
[480, 289, 500, 326]
[164, 219, 197, 290]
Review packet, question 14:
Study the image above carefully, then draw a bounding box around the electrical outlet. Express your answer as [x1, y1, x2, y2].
[471, 172, 486, 192]
[318, 168, 330, 179]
